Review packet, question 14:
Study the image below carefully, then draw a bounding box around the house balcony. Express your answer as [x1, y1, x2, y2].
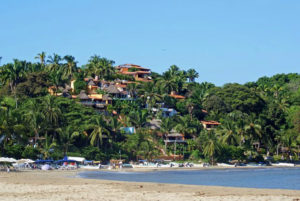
[81, 101, 94, 106]
[164, 139, 185, 143]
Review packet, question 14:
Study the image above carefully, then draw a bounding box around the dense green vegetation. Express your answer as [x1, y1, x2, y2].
[0, 53, 299, 163]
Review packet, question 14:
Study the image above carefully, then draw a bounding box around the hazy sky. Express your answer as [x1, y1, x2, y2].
[0, 0, 299, 86]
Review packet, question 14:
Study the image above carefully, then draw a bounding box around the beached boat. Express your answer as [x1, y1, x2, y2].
[246, 162, 267, 167]
[217, 163, 236, 167]
[271, 162, 295, 167]
[80, 165, 100, 170]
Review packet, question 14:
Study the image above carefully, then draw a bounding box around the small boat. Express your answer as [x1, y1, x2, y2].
[80, 164, 100, 170]
[122, 164, 133, 168]
[217, 163, 236, 167]
[246, 162, 266, 167]
[271, 162, 295, 167]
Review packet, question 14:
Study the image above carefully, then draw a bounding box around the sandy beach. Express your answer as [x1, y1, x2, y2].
[0, 169, 299, 201]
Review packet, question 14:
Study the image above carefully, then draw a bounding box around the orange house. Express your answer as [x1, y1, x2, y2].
[116, 64, 152, 82]
[201, 121, 221, 130]
[169, 91, 185, 99]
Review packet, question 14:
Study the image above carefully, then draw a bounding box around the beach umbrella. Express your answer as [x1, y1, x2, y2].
[16, 159, 35, 164]
[25, 159, 35, 163]
[0, 157, 17, 163]
[34, 159, 54, 164]
[55, 159, 78, 164]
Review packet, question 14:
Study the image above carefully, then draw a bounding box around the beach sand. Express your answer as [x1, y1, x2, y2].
[0, 170, 299, 201]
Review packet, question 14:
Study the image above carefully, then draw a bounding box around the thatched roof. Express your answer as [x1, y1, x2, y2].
[167, 133, 183, 137]
[102, 94, 112, 101]
[106, 85, 120, 94]
[168, 129, 181, 136]
[147, 119, 161, 130]
[88, 80, 96, 86]
[78, 90, 89, 100]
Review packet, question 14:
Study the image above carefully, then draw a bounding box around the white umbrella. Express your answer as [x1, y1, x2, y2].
[0, 157, 17, 163]
[25, 159, 34, 163]
[8, 158, 17, 163]
[16, 159, 34, 164]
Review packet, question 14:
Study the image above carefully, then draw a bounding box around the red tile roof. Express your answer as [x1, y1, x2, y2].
[121, 71, 151, 75]
[201, 121, 221, 125]
[116, 64, 150, 70]
[116, 84, 127, 88]
[169, 94, 185, 99]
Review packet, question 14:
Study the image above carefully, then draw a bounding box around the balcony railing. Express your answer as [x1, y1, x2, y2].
[164, 140, 185, 143]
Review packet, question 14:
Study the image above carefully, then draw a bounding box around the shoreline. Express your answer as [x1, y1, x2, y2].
[86, 164, 300, 172]
[0, 170, 299, 201]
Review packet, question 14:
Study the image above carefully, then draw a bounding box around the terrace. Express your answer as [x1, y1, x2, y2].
[116, 64, 152, 82]
[201, 120, 221, 130]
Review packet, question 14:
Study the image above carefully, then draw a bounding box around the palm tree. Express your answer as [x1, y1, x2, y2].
[21, 99, 44, 144]
[89, 116, 110, 148]
[1, 60, 27, 96]
[157, 66, 187, 94]
[47, 53, 62, 72]
[186, 68, 199, 82]
[160, 117, 174, 135]
[58, 126, 80, 156]
[35, 52, 46, 66]
[100, 57, 115, 79]
[257, 84, 270, 99]
[218, 120, 239, 145]
[270, 84, 283, 99]
[107, 116, 122, 141]
[278, 130, 298, 160]
[40, 133, 56, 159]
[49, 70, 65, 95]
[174, 115, 197, 138]
[86, 55, 115, 79]
[157, 71, 178, 94]
[168, 65, 180, 76]
[244, 116, 262, 145]
[41, 95, 61, 128]
[124, 130, 155, 160]
[127, 83, 137, 98]
[202, 130, 220, 165]
[47, 53, 62, 65]
[129, 109, 151, 129]
[138, 82, 162, 109]
[189, 83, 210, 104]
[0, 106, 11, 151]
[185, 99, 196, 120]
[63, 55, 78, 80]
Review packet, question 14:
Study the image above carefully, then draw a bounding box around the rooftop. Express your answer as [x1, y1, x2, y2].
[201, 120, 221, 125]
[116, 64, 150, 70]
[169, 94, 185, 99]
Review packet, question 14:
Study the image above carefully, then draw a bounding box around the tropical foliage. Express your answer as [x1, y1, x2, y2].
[0, 53, 299, 164]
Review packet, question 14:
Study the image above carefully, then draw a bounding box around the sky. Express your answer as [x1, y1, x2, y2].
[0, 0, 299, 86]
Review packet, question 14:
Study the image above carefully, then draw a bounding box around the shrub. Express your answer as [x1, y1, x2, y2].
[74, 80, 87, 94]
[82, 146, 106, 161]
[22, 146, 40, 159]
[189, 150, 201, 160]
[4, 144, 24, 159]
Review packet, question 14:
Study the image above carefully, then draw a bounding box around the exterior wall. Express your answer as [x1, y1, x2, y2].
[120, 67, 129, 73]
[70, 80, 76, 92]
